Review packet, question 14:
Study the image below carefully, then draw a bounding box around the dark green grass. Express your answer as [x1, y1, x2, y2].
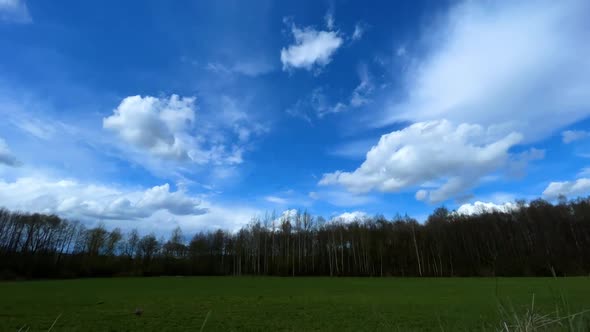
[0, 277, 589, 331]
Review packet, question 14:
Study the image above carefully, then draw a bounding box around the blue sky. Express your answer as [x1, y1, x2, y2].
[1, 0, 589, 233]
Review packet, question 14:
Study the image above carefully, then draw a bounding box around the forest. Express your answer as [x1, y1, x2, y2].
[1, 196, 589, 279]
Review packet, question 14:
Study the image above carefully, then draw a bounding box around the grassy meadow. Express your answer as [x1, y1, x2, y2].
[1, 277, 589, 331]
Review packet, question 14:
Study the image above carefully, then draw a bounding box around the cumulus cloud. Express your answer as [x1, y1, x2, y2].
[562, 130, 589, 144]
[0, 0, 31, 23]
[0, 175, 266, 233]
[0, 138, 21, 167]
[103, 95, 195, 160]
[378, 0, 590, 141]
[0, 177, 207, 221]
[103, 95, 252, 166]
[456, 201, 520, 215]
[320, 120, 524, 203]
[268, 209, 300, 227]
[542, 178, 590, 199]
[330, 211, 367, 223]
[280, 22, 343, 71]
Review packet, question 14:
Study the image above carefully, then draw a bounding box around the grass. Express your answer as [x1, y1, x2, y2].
[0, 277, 589, 331]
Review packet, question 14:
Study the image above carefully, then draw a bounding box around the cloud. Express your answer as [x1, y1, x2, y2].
[324, 11, 335, 30]
[0, 0, 31, 23]
[103, 95, 195, 161]
[0, 174, 262, 233]
[0, 138, 21, 167]
[280, 22, 343, 71]
[330, 211, 367, 223]
[265, 195, 288, 205]
[320, 120, 524, 203]
[103, 95, 252, 166]
[287, 65, 373, 121]
[12, 117, 58, 140]
[542, 178, 590, 199]
[352, 23, 365, 41]
[286, 88, 342, 121]
[456, 201, 520, 215]
[377, 0, 590, 141]
[0, 177, 207, 221]
[562, 130, 589, 144]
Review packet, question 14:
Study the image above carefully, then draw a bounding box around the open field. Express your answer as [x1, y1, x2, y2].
[1, 277, 589, 331]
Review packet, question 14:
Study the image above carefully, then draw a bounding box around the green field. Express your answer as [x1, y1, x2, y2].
[1, 277, 589, 331]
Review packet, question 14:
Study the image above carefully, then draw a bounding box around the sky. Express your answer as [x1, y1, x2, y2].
[1, 0, 589, 233]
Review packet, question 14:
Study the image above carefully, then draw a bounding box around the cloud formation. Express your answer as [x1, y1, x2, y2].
[378, 0, 590, 141]
[320, 120, 524, 203]
[0, 177, 207, 221]
[330, 211, 367, 223]
[103, 95, 251, 166]
[104, 95, 196, 161]
[543, 178, 590, 199]
[456, 201, 520, 215]
[281, 22, 343, 71]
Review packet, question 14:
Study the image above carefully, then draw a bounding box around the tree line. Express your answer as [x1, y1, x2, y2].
[1, 196, 590, 279]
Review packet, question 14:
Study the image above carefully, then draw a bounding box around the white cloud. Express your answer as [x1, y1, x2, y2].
[280, 23, 343, 71]
[0, 0, 31, 23]
[0, 138, 20, 167]
[320, 120, 524, 203]
[265, 195, 288, 205]
[352, 23, 365, 41]
[103, 95, 195, 161]
[378, 0, 590, 141]
[456, 201, 520, 215]
[562, 130, 589, 144]
[103, 95, 252, 166]
[542, 178, 590, 199]
[268, 209, 300, 228]
[330, 211, 367, 223]
[0, 177, 207, 220]
[280, 208, 299, 221]
[0, 175, 262, 233]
